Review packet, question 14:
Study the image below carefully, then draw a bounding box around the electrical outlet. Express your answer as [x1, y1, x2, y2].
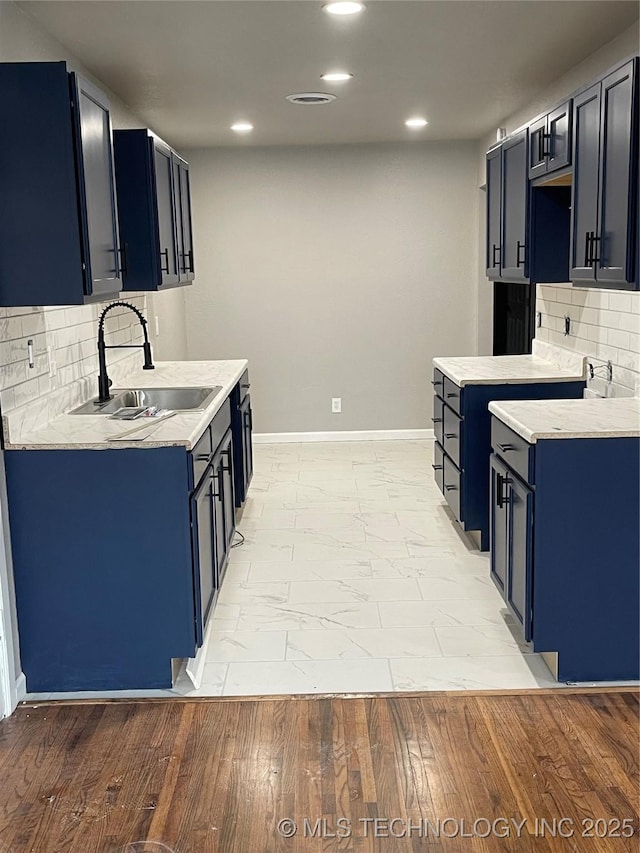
[331, 397, 342, 414]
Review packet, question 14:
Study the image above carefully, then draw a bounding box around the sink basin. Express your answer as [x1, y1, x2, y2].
[69, 386, 223, 415]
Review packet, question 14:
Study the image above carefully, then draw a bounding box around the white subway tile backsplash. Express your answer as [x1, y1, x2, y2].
[536, 284, 640, 397]
[0, 294, 150, 438]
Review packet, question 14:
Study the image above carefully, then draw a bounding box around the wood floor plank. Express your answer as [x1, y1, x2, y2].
[0, 690, 637, 852]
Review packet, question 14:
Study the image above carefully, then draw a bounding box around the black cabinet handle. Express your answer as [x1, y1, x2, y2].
[496, 472, 510, 508]
[537, 130, 544, 163]
[432, 464, 443, 470]
[431, 417, 443, 423]
[181, 249, 194, 274]
[241, 383, 251, 390]
[584, 231, 592, 266]
[160, 248, 170, 274]
[516, 241, 526, 267]
[445, 433, 457, 439]
[117, 246, 127, 276]
[492, 244, 500, 267]
[541, 132, 550, 159]
[214, 469, 224, 502]
[591, 234, 601, 265]
[497, 443, 515, 453]
[431, 380, 443, 387]
[444, 484, 458, 492]
[446, 392, 458, 399]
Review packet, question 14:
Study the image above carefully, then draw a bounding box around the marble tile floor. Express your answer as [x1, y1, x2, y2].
[30, 439, 617, 702]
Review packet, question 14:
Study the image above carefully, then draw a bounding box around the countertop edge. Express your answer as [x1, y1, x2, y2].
[432, 356, 586, 387]
[3, 359, 249, 451]
[488, 400, 640, 444]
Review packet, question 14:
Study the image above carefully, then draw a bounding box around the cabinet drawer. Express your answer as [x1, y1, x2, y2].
[238, 368, 251, 400]
[443, 455, 462, 521]
[432, 394, 444, 446]
[431, 368, 445, 397]
[491, 416, 534, 484]
[433, 441, 445, 495]
[210, 398, 232, 452]
[191, 426, 212, 487]
[442, 376, 462, 416]
[443, 404, 463, 468]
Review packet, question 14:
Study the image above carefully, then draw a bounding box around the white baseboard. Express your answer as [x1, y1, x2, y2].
[253, 429, 434, 444]
[14, 671, 26, 704]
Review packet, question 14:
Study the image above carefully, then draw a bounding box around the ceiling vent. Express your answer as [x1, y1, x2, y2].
[285, 93, 337, 105]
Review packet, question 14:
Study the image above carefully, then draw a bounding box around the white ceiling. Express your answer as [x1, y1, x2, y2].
[14, 0, 640, 148]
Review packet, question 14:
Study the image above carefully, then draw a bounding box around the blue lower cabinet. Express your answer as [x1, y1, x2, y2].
[432, 371, 585, 550]
[490, 418, 640, 682]
[5, 407, 237, 693]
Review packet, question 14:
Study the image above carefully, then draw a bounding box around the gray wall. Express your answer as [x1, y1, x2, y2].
[185, 142, 480, 433]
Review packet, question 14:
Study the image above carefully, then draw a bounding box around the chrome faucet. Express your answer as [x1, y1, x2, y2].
[97, 301, 154, 403]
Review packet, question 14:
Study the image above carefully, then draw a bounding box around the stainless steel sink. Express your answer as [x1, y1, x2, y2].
[69, 386, 223, 415]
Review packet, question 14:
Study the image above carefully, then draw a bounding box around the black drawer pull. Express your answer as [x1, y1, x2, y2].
[591, 234, 601, 265]
[496, 471, 510, 508]
[492, 244, 500, 267]
[431, 380, 443, 387]
[446, 392, 458, 399]
[160, 248, 170, 273]
[516, 240, 526, 267]
[445, 433, 457, 439]
[431, 417, 442, 423]
[497, 443, 516, 452]
[241, 383, 251, 390]
[444, 484, 458, 492]
[195, 453, 210, 462]
[432, 464, 444, 470]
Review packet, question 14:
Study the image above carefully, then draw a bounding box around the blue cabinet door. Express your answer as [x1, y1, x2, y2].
[70, 74, 123, 298]
[507, 473, 534, 642]
[175, 155, 196, 282]
[191, 465, 216, 646]
[547, 100, 572, 173]
[501, 130, 530, 282]
[152, 139, 180, 287]
[489, 455, 509, 595]
[485, 146, 502, 278]
[528, 116, 548, 180]
[595, 60, 638, 286]
[570, 83, 601, 284]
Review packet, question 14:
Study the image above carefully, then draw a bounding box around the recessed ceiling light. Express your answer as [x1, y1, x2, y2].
[231, 122, 254, 133]
[321, 72, 354, 82]
[405, 117, 428, 128]
[323, 2, 366, 16]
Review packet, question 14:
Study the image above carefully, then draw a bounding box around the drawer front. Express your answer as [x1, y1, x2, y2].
[431, 368, 445, 397]
[443, 455, 462, 521]
[442, 376, 462, 416]
[432, 394, 444, 446]
[443, 404, 463, 468]
[238, 368, 251, 400]
[191, 426, 212, 487]
[433, 441, 445, 495]
[210, 397, 232, 452]
[491, 416, 534, 484]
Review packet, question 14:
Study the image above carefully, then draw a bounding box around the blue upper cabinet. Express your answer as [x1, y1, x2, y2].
[501, 130, 530, 282]
[0, 62, 123, 306]
[570, 58, 638, 289]
[113, 129, 195, 292]
[528, 100, 572, 180]
[485, 146, 502, 279]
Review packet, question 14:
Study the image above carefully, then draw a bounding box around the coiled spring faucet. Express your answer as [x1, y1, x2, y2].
[97, 301, 154, 403]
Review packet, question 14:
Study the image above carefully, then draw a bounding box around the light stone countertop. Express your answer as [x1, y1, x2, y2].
[432, 354, 586, 387]
[488, 397, 640, 443]
[4, 360, 248, 451]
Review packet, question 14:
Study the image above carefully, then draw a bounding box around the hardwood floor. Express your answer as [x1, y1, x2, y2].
[0, 690, 637, 852]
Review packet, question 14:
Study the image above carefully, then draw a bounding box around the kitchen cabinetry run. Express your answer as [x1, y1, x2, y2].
[0, 61, 123, 306]
[489, 417, 639, 681]
[486, 133, 571, 285]
[231, 369, 254, 508]
[431, 368, 584, 550]
[113, 129, 195, 292]
[570, 58, 638, 289]
[4, 385, 247, 692]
